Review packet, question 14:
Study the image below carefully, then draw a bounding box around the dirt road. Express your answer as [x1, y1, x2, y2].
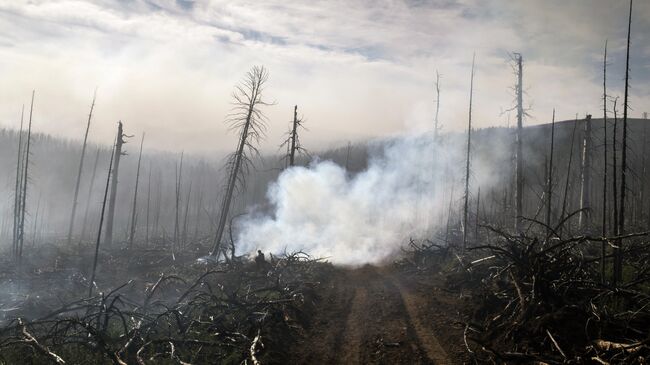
[289, 265, 465, 364]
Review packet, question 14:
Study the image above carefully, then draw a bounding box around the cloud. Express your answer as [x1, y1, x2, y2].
[0, 0, 647, 154]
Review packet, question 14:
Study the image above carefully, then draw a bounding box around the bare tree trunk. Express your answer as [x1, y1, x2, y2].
[434, 70, 441, 141]
[561, 116, 579, 223]
[145, 162, 152, 246]
[104, 121, 127, 246]
[615, 0, 633, 285]
[475, 187, 480, 241]
[128, 133, 145, 248]
[89, 140, 116, 297]
[546, 109, 556, 235]
[12, 105, 25, 259]
[601, 41, 609, 284]
[515, 53, 524, 233]
[211, 66, 270, 258]
[181, 181, 192, 247]
[174, 152, 184, 250]
[80, 149, 101, 244]
[67, 91, 96, 245]
[290, 105, 298, 167]
[612, 99, 619, 235]
[462, 54, 475, 249]
[579, 114, 593, 231]
[18, 91, 35, 261]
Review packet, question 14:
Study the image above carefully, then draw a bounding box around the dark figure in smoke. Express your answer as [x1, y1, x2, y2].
[255, 250, 266, 271]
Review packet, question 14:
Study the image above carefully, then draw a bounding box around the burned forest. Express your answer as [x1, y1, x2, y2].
[0, 1, 649, 364]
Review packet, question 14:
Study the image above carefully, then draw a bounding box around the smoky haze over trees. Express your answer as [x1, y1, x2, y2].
[0, 1, 649, 363]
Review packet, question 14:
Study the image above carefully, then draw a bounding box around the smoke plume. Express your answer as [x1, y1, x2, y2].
[238, 133, 469, 265]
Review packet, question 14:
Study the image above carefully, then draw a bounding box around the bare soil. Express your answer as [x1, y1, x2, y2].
[288, 265, 468, 364]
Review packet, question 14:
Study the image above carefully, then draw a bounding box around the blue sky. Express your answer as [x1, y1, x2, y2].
[0, 0, 648, 153]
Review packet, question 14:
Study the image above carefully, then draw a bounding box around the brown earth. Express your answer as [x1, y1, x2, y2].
[288, 265, 468, 364]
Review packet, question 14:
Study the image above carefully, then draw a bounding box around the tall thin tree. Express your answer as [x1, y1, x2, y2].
[67, 91, 97, 244]
[601, 40, 609, 284]
[462, 54, 476, 249]
[210, 66, 271, 259]
[12, 105, 25, 258]
[514, 53, 524, 233]
[615, 0, 633, 284]
[105, 121, 128, 246]
[128, 133, 145, 248]
[89, 140, 116, 297]
[17, 91, 35, 260]
[80, 149, 101, 243]
[546, 109, 556, 235]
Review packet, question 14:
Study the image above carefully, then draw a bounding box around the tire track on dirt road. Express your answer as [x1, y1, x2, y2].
[289, 265, 456, 364]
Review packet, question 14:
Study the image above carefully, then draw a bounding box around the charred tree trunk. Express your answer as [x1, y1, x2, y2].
[579, 114, 593, 231]
[67, 91, 96, 245]
[290, 105, 298, 167]
[12, 105, 25, 259]
[615, 0, 633, 285]
[546, 109, 556, 235]
[182, 181, 192, 247]
[434, 70, 441, 141]
[145, 162, 152, 246]
[104, 121, 127, 246]
[514, 53, 524, 233]
[601, 41, 609, 284]
[174, 152, 184, 250]
[462, 54, 475, 249]
[128, 133, 145, 248]
[80, 149, 101, 244]
[89, 140, 116, 297]
[18, 91, 35, 261]
[210, 66, 270, 258]
[561, 116, 579, 224]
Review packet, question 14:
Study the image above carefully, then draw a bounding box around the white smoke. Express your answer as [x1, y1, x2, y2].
[238, 132, 472, 265]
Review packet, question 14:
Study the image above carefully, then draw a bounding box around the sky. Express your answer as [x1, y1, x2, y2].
[0, 0, 648, 154]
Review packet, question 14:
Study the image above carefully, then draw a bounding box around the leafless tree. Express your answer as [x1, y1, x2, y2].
[462, 54, 475, 249]
[89, 139, 116, 297]
[80, 149, 101, 244]
[104, 121, 130, 246]
[17, 91, 35, 261]
[615, 0, 633, 284]
[67, 91, 97, 245]
[579, 114, 593, 231]
[128, 133, 145, 248]
[210, 66, 271, 259]
[12, 104, 25, 259]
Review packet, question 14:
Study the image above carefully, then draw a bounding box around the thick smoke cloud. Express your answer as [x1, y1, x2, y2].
[238, 133, 472, 265]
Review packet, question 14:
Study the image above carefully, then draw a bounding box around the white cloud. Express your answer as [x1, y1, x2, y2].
[0, 0, 647, 154]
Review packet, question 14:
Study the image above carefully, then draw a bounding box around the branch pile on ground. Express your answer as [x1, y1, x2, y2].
[0, 251, 330, 364]
[458, 225, 650, 364]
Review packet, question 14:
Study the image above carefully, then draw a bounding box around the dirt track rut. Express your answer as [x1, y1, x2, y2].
[289, 265, 455, 364]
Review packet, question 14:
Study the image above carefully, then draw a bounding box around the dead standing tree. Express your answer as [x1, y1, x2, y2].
[514, 53, 524, 233]
[17, 91, 35, 261]
[281, 105, 308, 168]
[210, 66, 271, 259]
[546, 109, 555, 234]
[434, 70, 441, 141]
[12, 105, 25, 259]
[80, 149, 101, 243]
[104, 121, 130, 246]
[601, 40, 609, 283]
[66, 91, 97, 245]
[462, 54, 475, 249]
[579, 114, 593, 231]
[128, 133, 145, 248]
[89, 139, 116, 297]
[615, 0, 633, 285]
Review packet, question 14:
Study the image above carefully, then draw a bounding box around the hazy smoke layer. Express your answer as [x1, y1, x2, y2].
[238, 134, 461, 265]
